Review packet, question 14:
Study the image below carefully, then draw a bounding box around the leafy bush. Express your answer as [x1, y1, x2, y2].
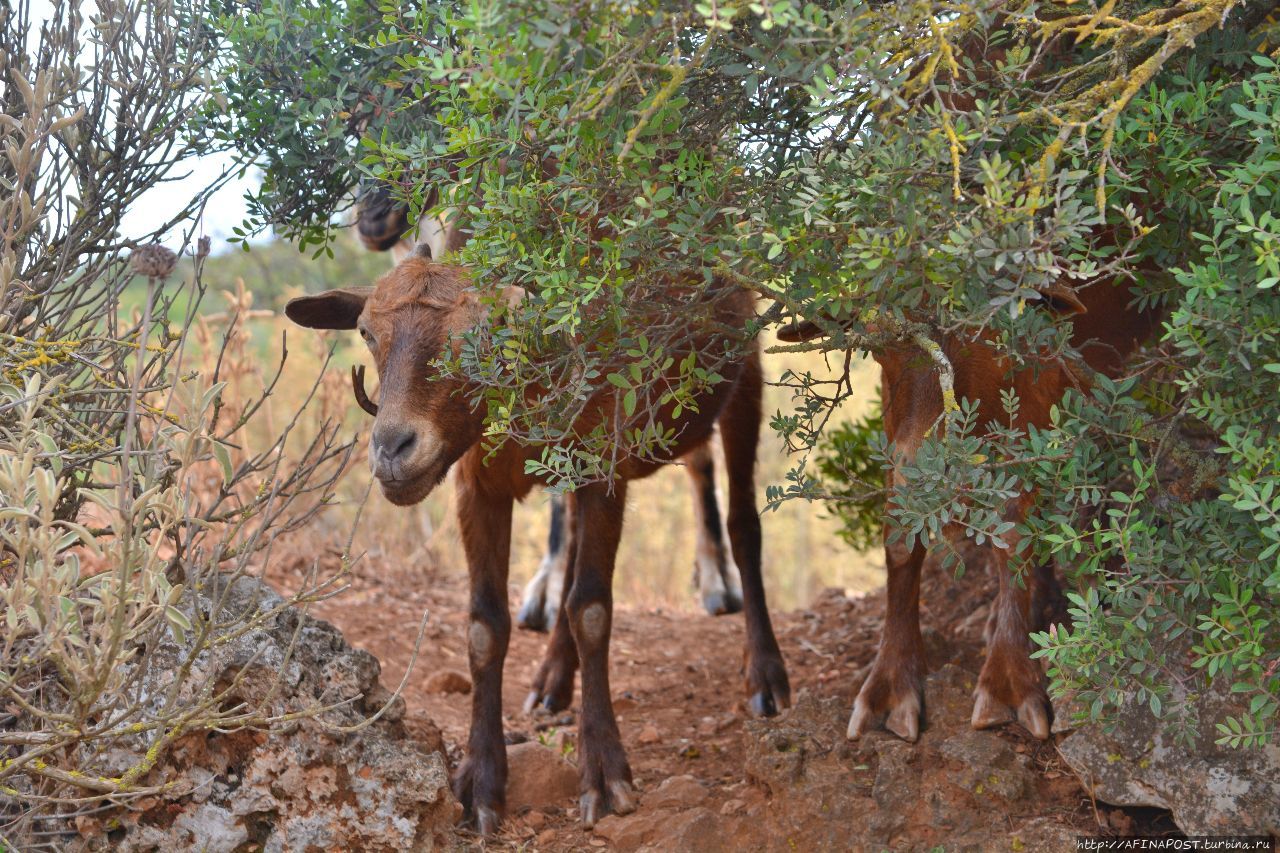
[209, 1, 1280, 746]
[808, 408, 886, 554]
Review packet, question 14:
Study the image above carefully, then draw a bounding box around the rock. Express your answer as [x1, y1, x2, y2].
[505, 741, 579, 813]
[535, 828, 557, 847]
[424, 669, 472, 695]
[642, 774, 708, 810]
[595, 805, 723, 853]
[1059, 677, 1280, 836]
[738, 673, 1072, 851]
[72, 576, 458, 852]
[923, 663, 978, 731]
[637, 725, 661, 745]
[593, 811, 666, 850]
[939, 730, 1035, 801]
[637, 807, 721, 853]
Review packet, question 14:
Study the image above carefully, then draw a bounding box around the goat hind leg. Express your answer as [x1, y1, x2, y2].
[972, 504, 1051, 739]
[524, 494, 580, 714]
[516, 495, 569, 632]
[972, 573, 1051, 739]
[848, 531, 927, 742]
[684, 441, 742, 616]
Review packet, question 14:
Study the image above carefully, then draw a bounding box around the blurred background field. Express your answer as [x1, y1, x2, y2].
[163, 231, 884, 613]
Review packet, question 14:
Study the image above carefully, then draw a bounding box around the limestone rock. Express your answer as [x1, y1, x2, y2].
[1059, 679, 1280, 836]
[71, 576, 459, 852]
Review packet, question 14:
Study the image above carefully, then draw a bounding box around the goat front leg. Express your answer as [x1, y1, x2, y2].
[451, 478, 513, 835]
[972, 497, 1051, 739]
[719, 352, 790, 717]
[566, 483, 636, 827]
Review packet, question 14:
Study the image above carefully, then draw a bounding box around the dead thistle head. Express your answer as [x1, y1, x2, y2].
[129, 244, 178, 280]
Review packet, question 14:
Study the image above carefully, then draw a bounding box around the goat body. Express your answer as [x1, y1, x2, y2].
[284, 256, 789, 832]
[825, 277, 1162, 742]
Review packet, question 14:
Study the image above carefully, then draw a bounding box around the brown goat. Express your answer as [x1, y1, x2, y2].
[284, 253, 790, 833]
[352, 183, 747, 625]
[785, 278, 1161, 742]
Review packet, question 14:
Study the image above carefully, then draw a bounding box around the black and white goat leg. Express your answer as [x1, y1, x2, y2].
[684, 441, 743, 616]
[516, 495, 570, 632]
[516, 445, 741, 632]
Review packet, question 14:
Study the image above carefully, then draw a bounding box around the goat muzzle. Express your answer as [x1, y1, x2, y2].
[351, 365, 379, 417]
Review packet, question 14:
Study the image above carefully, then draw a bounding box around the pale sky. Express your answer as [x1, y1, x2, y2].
[123, 152, 259, 245]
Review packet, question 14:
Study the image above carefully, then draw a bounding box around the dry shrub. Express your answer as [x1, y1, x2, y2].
[0, 2, 389, 846]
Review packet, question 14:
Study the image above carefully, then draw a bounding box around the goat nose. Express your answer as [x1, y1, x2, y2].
[372, 424, 417, 473]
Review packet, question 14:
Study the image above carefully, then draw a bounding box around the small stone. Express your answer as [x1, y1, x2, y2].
[638, 806, 721, 852]
[720, 798, 745, 816]
[506, 741, 579, 812]
[536, 829, 557, 847]
[594, 811, 664, 849]
[526, 811, 546, 830]
[424, 670, 472, 695]
[637, 725, 661, 745]
[642, 775, 708, 810]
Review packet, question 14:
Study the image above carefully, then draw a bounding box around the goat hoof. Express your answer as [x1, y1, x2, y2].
[971, 686, 1051, 741]
[749, 690, 777, 717]
[607, 780, 637, 815]
[1018, 695, 1051, 740]
[847, 658, 923, 742]
[970, 687, 1013, 730]
[974, 648, 1051, 740]
[702, 591, 729, 616]
[580, 790, 604, 828]
[745, 653, 791, 718]
[474, 806, 500, 836]
[723, 588, 743, 614]
[516, 597, 549, 633]
[579, 780, 636, 827]
[523, 688, 572, 716]
[885, 694, 922, 742]
[847, 690, 921, 742]
[701, 589, 743, 617]
[521, 689, 565, 716]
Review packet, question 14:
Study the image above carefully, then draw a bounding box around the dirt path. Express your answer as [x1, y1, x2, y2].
[265, 547, 1171, 851]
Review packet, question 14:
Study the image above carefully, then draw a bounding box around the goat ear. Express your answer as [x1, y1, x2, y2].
[284, 287, 373, 330]
[1038, 283, 1088, 316]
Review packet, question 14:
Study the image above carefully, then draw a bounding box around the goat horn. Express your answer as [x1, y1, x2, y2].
[351, 365, 378, 417]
